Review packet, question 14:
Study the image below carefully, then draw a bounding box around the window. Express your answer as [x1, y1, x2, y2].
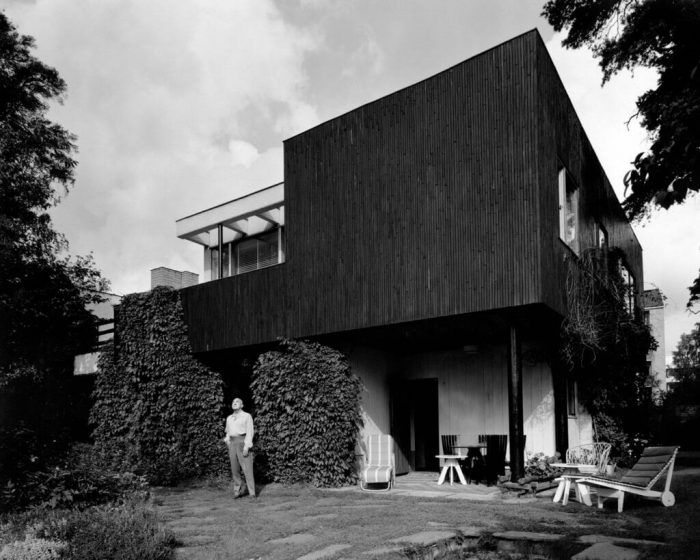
[558, 168, 579, 253]
[595, 220, 608, 249]
[208, 228, 283, 281]
[232, 229, 282, 275]
[567, 375, 577, 417]
[618, 261, 636, 315]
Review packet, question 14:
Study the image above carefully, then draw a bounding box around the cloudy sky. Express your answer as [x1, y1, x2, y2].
[4, 0, 699, 363]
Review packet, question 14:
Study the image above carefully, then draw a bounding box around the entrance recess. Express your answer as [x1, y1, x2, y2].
[391, 378, 439, 473]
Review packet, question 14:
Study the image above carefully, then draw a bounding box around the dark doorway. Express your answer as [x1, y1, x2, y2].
[391, 378, 439, 472]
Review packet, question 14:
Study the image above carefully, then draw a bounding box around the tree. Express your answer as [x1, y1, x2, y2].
[671, 322, 700, 391]
[542, 0, 700, 309]
[1, 12, 108, 479]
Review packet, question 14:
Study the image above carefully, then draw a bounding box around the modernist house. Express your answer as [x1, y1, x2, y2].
[175, 30, 642, 479]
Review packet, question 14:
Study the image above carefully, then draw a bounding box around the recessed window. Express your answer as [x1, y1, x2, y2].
[567, 375, 577, 417]
[558, 168, 579, 253]
[595, 221, 608, 249]
[208, 228, 284, 280]
[618, 261, 636, 315]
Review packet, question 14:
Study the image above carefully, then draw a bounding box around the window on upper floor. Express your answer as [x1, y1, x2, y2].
[558, 168, 579, 254]
[618, 261, 636, 315]
[210, 228, 284, 279]
[595, 220, 608, 249]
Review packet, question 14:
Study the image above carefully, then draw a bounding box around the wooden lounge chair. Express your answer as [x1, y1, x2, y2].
[575, 446, 679, 512]
[359, 434, 395, 491]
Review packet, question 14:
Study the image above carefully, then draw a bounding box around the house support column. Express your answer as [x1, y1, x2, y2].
[217, 223, 223, 279]
[552, 358, 569, 457]
[507, 325, 525, 481]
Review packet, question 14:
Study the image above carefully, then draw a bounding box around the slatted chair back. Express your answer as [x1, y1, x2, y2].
[360, 434, 395, 491]
[366, 434, 394, 467]
[478, 434, 508, 482]
[441, 434, 458, 456]
[620, 446, 679, 489]
[565, 442, 612, 474]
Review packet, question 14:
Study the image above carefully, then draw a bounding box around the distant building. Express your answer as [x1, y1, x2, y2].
[642, 288, 666, 396]
[151, 266, 199, 289]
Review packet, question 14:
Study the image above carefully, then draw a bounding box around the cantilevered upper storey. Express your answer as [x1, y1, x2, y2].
[176, 29, 642, 353]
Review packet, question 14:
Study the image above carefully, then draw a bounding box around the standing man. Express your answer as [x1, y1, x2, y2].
[224, 397, 256, 499]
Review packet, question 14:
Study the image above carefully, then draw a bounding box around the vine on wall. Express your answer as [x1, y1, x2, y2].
[251, 339, 362, 487]
[561, 248, 657, 462]
[91, 287, 226, 484]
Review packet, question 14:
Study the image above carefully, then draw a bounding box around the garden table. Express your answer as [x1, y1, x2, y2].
[550, 463, 596, 505]
[435, 454, 467, 485]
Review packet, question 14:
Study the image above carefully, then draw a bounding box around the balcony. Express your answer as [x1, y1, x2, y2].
[177, 182, 285, 281]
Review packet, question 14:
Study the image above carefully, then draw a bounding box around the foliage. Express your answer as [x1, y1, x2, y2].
[660, 322, 700, 450]
[91, 287, 226, 485]
[670, 322, 700, 393]
[0, 537, 67, 560]
[542, 0, 700, 308]
[560, 248, 657, 452]
[0, 500, 174, 560]
[524, 453, 561, 480]
[0, 12, 108, 480]
[0, 445, 148, 513]
[251, 339, 362, 487]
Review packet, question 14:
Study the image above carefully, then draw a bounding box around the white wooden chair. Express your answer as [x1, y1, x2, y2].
[575, 446, 679, 512]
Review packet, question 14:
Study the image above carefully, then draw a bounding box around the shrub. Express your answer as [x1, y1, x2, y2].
[523, 453, 561, 481]
[67, 501, 174, 560]
[0, 500, 174, 560]
[91, 287, 227, 485]
[251, 339, 362, 487]
[0, 537, 67, 560]
[1, 445, 148, 513]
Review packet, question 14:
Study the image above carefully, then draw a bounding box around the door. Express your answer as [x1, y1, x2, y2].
[391, 378, 439, 472]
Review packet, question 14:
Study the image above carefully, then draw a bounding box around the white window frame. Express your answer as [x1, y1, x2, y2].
[558, 168, 579, 254]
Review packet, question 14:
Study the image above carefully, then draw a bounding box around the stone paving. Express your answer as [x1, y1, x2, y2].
[153, 473, 666, 560]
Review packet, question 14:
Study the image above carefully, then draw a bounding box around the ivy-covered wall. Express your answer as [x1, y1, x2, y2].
[560, 248, 657, 463]
[251, 339, 362, 487]
[91, 287, 226, 484]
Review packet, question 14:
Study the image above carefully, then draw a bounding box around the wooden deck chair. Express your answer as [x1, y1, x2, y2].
[359, 434, 395, 491]
[441, 435, 458, 456]
[575, 446, 679, 512]
[479, 434, 508, 485]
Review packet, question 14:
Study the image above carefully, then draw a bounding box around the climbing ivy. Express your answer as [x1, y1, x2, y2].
[251, 339, 362, 487]
[560, 248, 657, 462]
[91, 287, 226, 484]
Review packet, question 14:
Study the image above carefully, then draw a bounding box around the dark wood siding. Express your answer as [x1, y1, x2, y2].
[181, 30, 641, 353]
[534, 35, 643, 315]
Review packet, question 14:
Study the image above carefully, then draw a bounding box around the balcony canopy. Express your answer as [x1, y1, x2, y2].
[176, 182, 284, 247]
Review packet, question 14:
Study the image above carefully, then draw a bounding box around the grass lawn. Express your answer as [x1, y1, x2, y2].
[153, 465, 700, 559]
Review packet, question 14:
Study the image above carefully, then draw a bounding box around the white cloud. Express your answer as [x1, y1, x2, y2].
[7, 0, 319, 295]
[228, 140, 260, 168]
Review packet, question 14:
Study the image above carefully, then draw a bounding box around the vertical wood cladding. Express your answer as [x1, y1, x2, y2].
[283, 30, 540, 337]
[181, 30, 642, 353]
[534, 35, 643, 315]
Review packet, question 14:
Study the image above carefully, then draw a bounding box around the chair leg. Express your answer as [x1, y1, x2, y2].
[617, 493, 625, 513]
